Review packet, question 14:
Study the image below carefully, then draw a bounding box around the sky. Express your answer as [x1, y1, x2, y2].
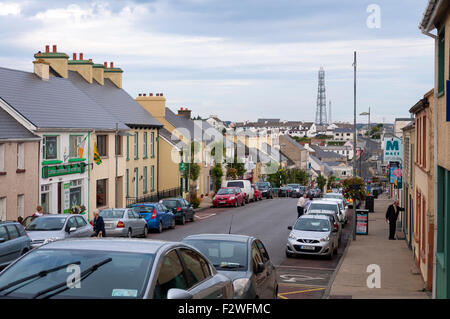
[0, 0, 434, 124]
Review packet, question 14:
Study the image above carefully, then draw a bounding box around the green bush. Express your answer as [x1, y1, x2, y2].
[190, 194, 200, 209]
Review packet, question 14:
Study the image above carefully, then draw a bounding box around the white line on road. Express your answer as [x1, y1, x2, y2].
[277, 265, 335, 271]
[195, 213, 217, 220]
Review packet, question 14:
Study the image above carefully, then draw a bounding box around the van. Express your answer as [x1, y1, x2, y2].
[222, 180, 254, 203]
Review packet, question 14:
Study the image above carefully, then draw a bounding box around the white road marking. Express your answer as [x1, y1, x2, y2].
[195, 213, 217, 220]
[279, 274, 325, 283]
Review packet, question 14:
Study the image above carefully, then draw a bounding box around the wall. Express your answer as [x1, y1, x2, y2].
[159, 137, 181, 191]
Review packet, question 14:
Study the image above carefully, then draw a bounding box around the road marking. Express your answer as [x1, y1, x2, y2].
[277, 265, 336, 271]
[278, 287, 326, 299]
[279, 274, 324, 283]
[195, 213, 216, 220]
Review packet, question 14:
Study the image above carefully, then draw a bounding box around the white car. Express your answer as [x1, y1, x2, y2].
[322, 198, 348, 225]
[223, 180, 254, 203]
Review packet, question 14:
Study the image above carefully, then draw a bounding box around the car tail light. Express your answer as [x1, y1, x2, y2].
[334, 223, 339, 229]
[117, 221, 125, 228]
[176, 206, 181, 212]
[89, 220, 93, 226]
[151, 208, 157, 219]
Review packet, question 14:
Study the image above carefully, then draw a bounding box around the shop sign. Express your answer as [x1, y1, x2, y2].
[42, 162, 86, 178]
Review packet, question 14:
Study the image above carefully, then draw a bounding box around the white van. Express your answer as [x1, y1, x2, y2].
[222, 180, 254, 203]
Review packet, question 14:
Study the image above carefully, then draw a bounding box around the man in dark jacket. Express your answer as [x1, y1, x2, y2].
[92, 209, 106, 237]
[385, 200, 404, 240]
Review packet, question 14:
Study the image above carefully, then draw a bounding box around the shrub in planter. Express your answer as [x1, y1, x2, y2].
[190, 194, 200, 209]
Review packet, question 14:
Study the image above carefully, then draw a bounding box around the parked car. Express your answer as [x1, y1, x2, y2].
[0, 239, 234, 299]
[306, 200, 344, 224]
[251, 185, 263, 201]
[131, 203, 175, 233]
[161, 198, 195, 225]
[182, 234, 278, 299]
[0, 222, 31, 269]
[322, 197, 348, 225]
[255, 182, 273, 199]
[286, 215, 339, 259]
[308, 187, 321, 198]
[25, 214, 93, 249]
[223, 180, 254, 203]
[323, 192, 345, 207]
[98, 208, 148, 238]
[278, 186, 293, 197]
[305, 209, 342, 243]
[286, 184, 303, 198]
[213, 187, 245, 208]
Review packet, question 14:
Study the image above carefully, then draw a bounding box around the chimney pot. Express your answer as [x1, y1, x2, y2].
[45, 45, 50, 53]
[143, 93, 147, 96]
[89, 58, 92, 62]
[149, 93, 153, 96]
[104, 62, 107, 68]
[138, 93, 142, 97]
[181, 107, 184, 110]
[79, 53, 83, 60]
[110, 62, 114, 68]
[52, 45, 57, 53]
[160, 93, 163, 96]
[156, 93, 159, 96]
[73, 53, 76, 60]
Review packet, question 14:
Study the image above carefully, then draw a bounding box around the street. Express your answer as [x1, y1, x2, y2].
[147, 197, 354, 299]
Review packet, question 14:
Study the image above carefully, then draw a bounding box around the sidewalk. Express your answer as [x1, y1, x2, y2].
[195, 195, 213, 212]
[328, 194, 430, 299]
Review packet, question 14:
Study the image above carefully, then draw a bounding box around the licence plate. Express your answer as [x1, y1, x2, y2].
[219, 201, 226, 204]
[301, 245, 315, 250]
[106, 223, 115, 229]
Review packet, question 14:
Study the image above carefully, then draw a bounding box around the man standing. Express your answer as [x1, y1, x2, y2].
[385, 200, 404, 240]
[297, 193, 307, 218]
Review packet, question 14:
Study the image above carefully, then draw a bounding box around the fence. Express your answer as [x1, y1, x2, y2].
[126, 187, 181, 207]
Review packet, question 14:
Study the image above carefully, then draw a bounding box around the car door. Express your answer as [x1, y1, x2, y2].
[75, 216, 91, 237]
[255, 239, 276, 298]
[152, 250, 190, 299]
[0, 225, 12, 266]
[251, 241, 269, 299]
[157, 204, 168, 228]
[65, 216, 79, 238]
[4, 225, 23, 262]
[127, 210, 139, 236]
[183, 199, 194, 219]
[132, 210, 146, 233]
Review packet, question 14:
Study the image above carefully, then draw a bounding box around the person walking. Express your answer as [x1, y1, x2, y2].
[92, 209, 106, 238]
[297, 193, 307, 218]
[385, 200, 404, 240]
[304, 196, 313, 211]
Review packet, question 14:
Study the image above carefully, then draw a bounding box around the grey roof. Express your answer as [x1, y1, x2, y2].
[159, 127, 186, 148]
[165, 108, 196, 140]
[419, 0, 439, 32]
[310, 145, 346, 159]
[0, 107, 39, 140]
[280, 134, 306, 151]
[257, 118, 280, 123]
[68, 71, 162, 128]
[0, 67, 128, 130]
[333, 127, 353, 133]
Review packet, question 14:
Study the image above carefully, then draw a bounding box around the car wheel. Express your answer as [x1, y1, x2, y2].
[334, 246, 338, 254]
[157, 222, 163, 233]
[170, 219, 176, 229]
[21, 248, 29, 255]
[235, 200, 238, 208]
[127, 229, 132, 238]
[190, 213, 195, 222]
[142, 226, 148, 238]
[181, 215, 186, 225]
[327, 246, 334, 260]
[286, 250, 293, 258]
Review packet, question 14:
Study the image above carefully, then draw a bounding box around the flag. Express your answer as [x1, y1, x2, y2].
[77, 135, 87, 159]
[93, 141, 102, 165]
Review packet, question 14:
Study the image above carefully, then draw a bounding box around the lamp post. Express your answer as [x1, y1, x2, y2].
[352, 51, 357, 241]
[360, 107, 371, 138]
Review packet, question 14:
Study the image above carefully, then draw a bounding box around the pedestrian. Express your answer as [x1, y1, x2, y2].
[92, 209, 106, 238]
[297, 193, 307, 218]
[17, 216, 23, 224]
[304, 196, 313, 211]
[33, 206, 44, 217]
[385, 200, 404, 240]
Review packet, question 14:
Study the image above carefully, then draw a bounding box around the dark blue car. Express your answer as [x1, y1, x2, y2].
[131, 203, 176, 233]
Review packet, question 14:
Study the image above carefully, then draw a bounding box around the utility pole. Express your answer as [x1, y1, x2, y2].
[353, 51, 357, 241]
[115, 123, 119, 208]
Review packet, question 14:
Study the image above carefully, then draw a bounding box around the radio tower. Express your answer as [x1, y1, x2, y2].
[315, 67, 327, 125]
[328, 101, 332, 124]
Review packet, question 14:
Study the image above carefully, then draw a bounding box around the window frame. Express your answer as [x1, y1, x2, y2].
[17, 142, 24, 170]
[96, 179, 108, 208]
[438, 28, 445, 96]
[143, 132, 148, 159]
[96, 135, 108, 157]
[43, 135, 58, 160]
[0, 143, 4, 172]
[143, 166, 148, 194]
[69, 135, 83, 159]
[134, 132, 139, 160]
[151, 132, 155, 158]
[177, 248, 211, 289]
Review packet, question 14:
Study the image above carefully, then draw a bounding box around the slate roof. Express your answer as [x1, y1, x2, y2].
[68, 71, 162, 128]
[0, 107, 39, 140]
[0, 67, 127, 130]
[310, 145, 346, 160]
[333, 127, 353, 133]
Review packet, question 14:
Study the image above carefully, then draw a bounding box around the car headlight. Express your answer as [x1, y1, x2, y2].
[229, 196, 235, 200]
[44, 237, 62, 244]
[233, 278, 251, 297]
[288, 233, 297, 240]
[320, 236, 330, 242]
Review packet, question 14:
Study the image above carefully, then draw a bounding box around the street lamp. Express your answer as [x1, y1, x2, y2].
[359, 107, 371, 138]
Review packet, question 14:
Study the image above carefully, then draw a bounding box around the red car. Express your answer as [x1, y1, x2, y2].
[213, 187, 245, 208]
[251, 184, 263, 201]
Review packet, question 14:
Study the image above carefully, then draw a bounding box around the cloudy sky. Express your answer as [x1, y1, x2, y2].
[0, 0, 434, 123]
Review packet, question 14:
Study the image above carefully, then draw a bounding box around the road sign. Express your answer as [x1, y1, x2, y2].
[179, 162, 186, 172]
[383, 137, 402, 163]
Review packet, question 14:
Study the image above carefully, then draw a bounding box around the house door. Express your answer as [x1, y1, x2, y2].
[58, 182, 62, 213]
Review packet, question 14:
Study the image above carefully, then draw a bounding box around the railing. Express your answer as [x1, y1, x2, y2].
[126, 187, 182, 207]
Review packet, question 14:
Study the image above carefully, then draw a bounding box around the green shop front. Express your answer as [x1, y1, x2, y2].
[40, 159, 88, 214]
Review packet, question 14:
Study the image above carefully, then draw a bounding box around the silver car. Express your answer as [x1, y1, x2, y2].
[0, 238, 234, 299]
[0, 222, 31, 269]
[286, 215, 339, 259]
[99, 208, 148, 238]
[25, 214, 93, 249]
[306, 209, 342, 243]
[182, 234, 278, 299]
[307, 199, 344, 225]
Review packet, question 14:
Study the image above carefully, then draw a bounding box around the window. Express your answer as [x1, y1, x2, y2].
[43, 136, 58, 160]
[0, 197, 6, 221]
[75, 216, 87, 227]
[115, 135, 122, 156]
[143, 166, 148, 194]
[143, 132, 148, 158]
[151, 132, 155, 158]
[66, 217, 78, 229]
[178, 249, 209, 288]
[97, 135, 107, 157]
[17, 194, 24, 219]
[0, 143, 4, 172]
[126, 169, 129, 197]
[69, 135, 83, 158]
[251, 242, 264, 271]
[0, 226, 8, 241]
[134, 168, 139, 197]
[422, 116, 426, 168]
[256, 240, 270, 263]
[41, 185, 50, 214]
[16, 143, 24, 170]
[151, 165, 155, 192]
[126, 136, 130, 160]
[153, 250, 188, 299]
[5, 225, 19, 240]
[134, 132, 139, 159]
[438, 29, 445, 95]
[70, 179, 82, 209]
[96, 179, 107, 208]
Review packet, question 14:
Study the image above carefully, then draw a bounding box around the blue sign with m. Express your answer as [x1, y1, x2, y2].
[386, 140, 399, 151]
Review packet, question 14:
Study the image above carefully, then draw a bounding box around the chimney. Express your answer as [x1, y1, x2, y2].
[33, 59, 50, 81]
[104, 62, 107, 68]
[103, 61, 123, 88]
[33, 44, 69, 78]
[136, 92, 166, 119]
[92, 61, 105, 85]
[178, 107, 191, 119]
[68, 51, 93, 83]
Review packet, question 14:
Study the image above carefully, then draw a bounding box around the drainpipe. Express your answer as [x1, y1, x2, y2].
[421, 26, 438, 299]
[87, 131, 91, 222]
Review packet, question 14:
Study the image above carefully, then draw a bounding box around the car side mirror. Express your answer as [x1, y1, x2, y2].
[255, 262, 265, 274]
[287, 226, 293, 230]
[66, 226, 76, 233]
[0, 237, 6, 243]
[167, 288, 193, 299]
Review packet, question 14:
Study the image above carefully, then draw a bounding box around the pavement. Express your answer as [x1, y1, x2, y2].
[327, 193, 431, 299]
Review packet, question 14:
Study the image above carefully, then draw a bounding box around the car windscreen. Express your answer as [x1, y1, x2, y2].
[227, 181, 244, 188]
[0, 249, 154, 299]
[183, 239, 248, 271]
[324, 194, 342, 199]
[161, 200, 178, 208]
[294, 218, 330, 232]
[25, 217, 66, 231]
[99, 210, 125, 219]
[308, 213, 336, 223]
[217, 189, 234, 195]
[308, 203, 338, 213]
[287, 184, 299, 188]
[256, 183, 268, 189]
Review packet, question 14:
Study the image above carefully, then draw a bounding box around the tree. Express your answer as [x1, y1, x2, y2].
[226, 167, 238, 180]
[342, 177, 366, 201]
[327, 175, 337, 189]
[211, 164, 224, 192]
[316, 174, 327, 191]
[267, 168, 287, 188]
